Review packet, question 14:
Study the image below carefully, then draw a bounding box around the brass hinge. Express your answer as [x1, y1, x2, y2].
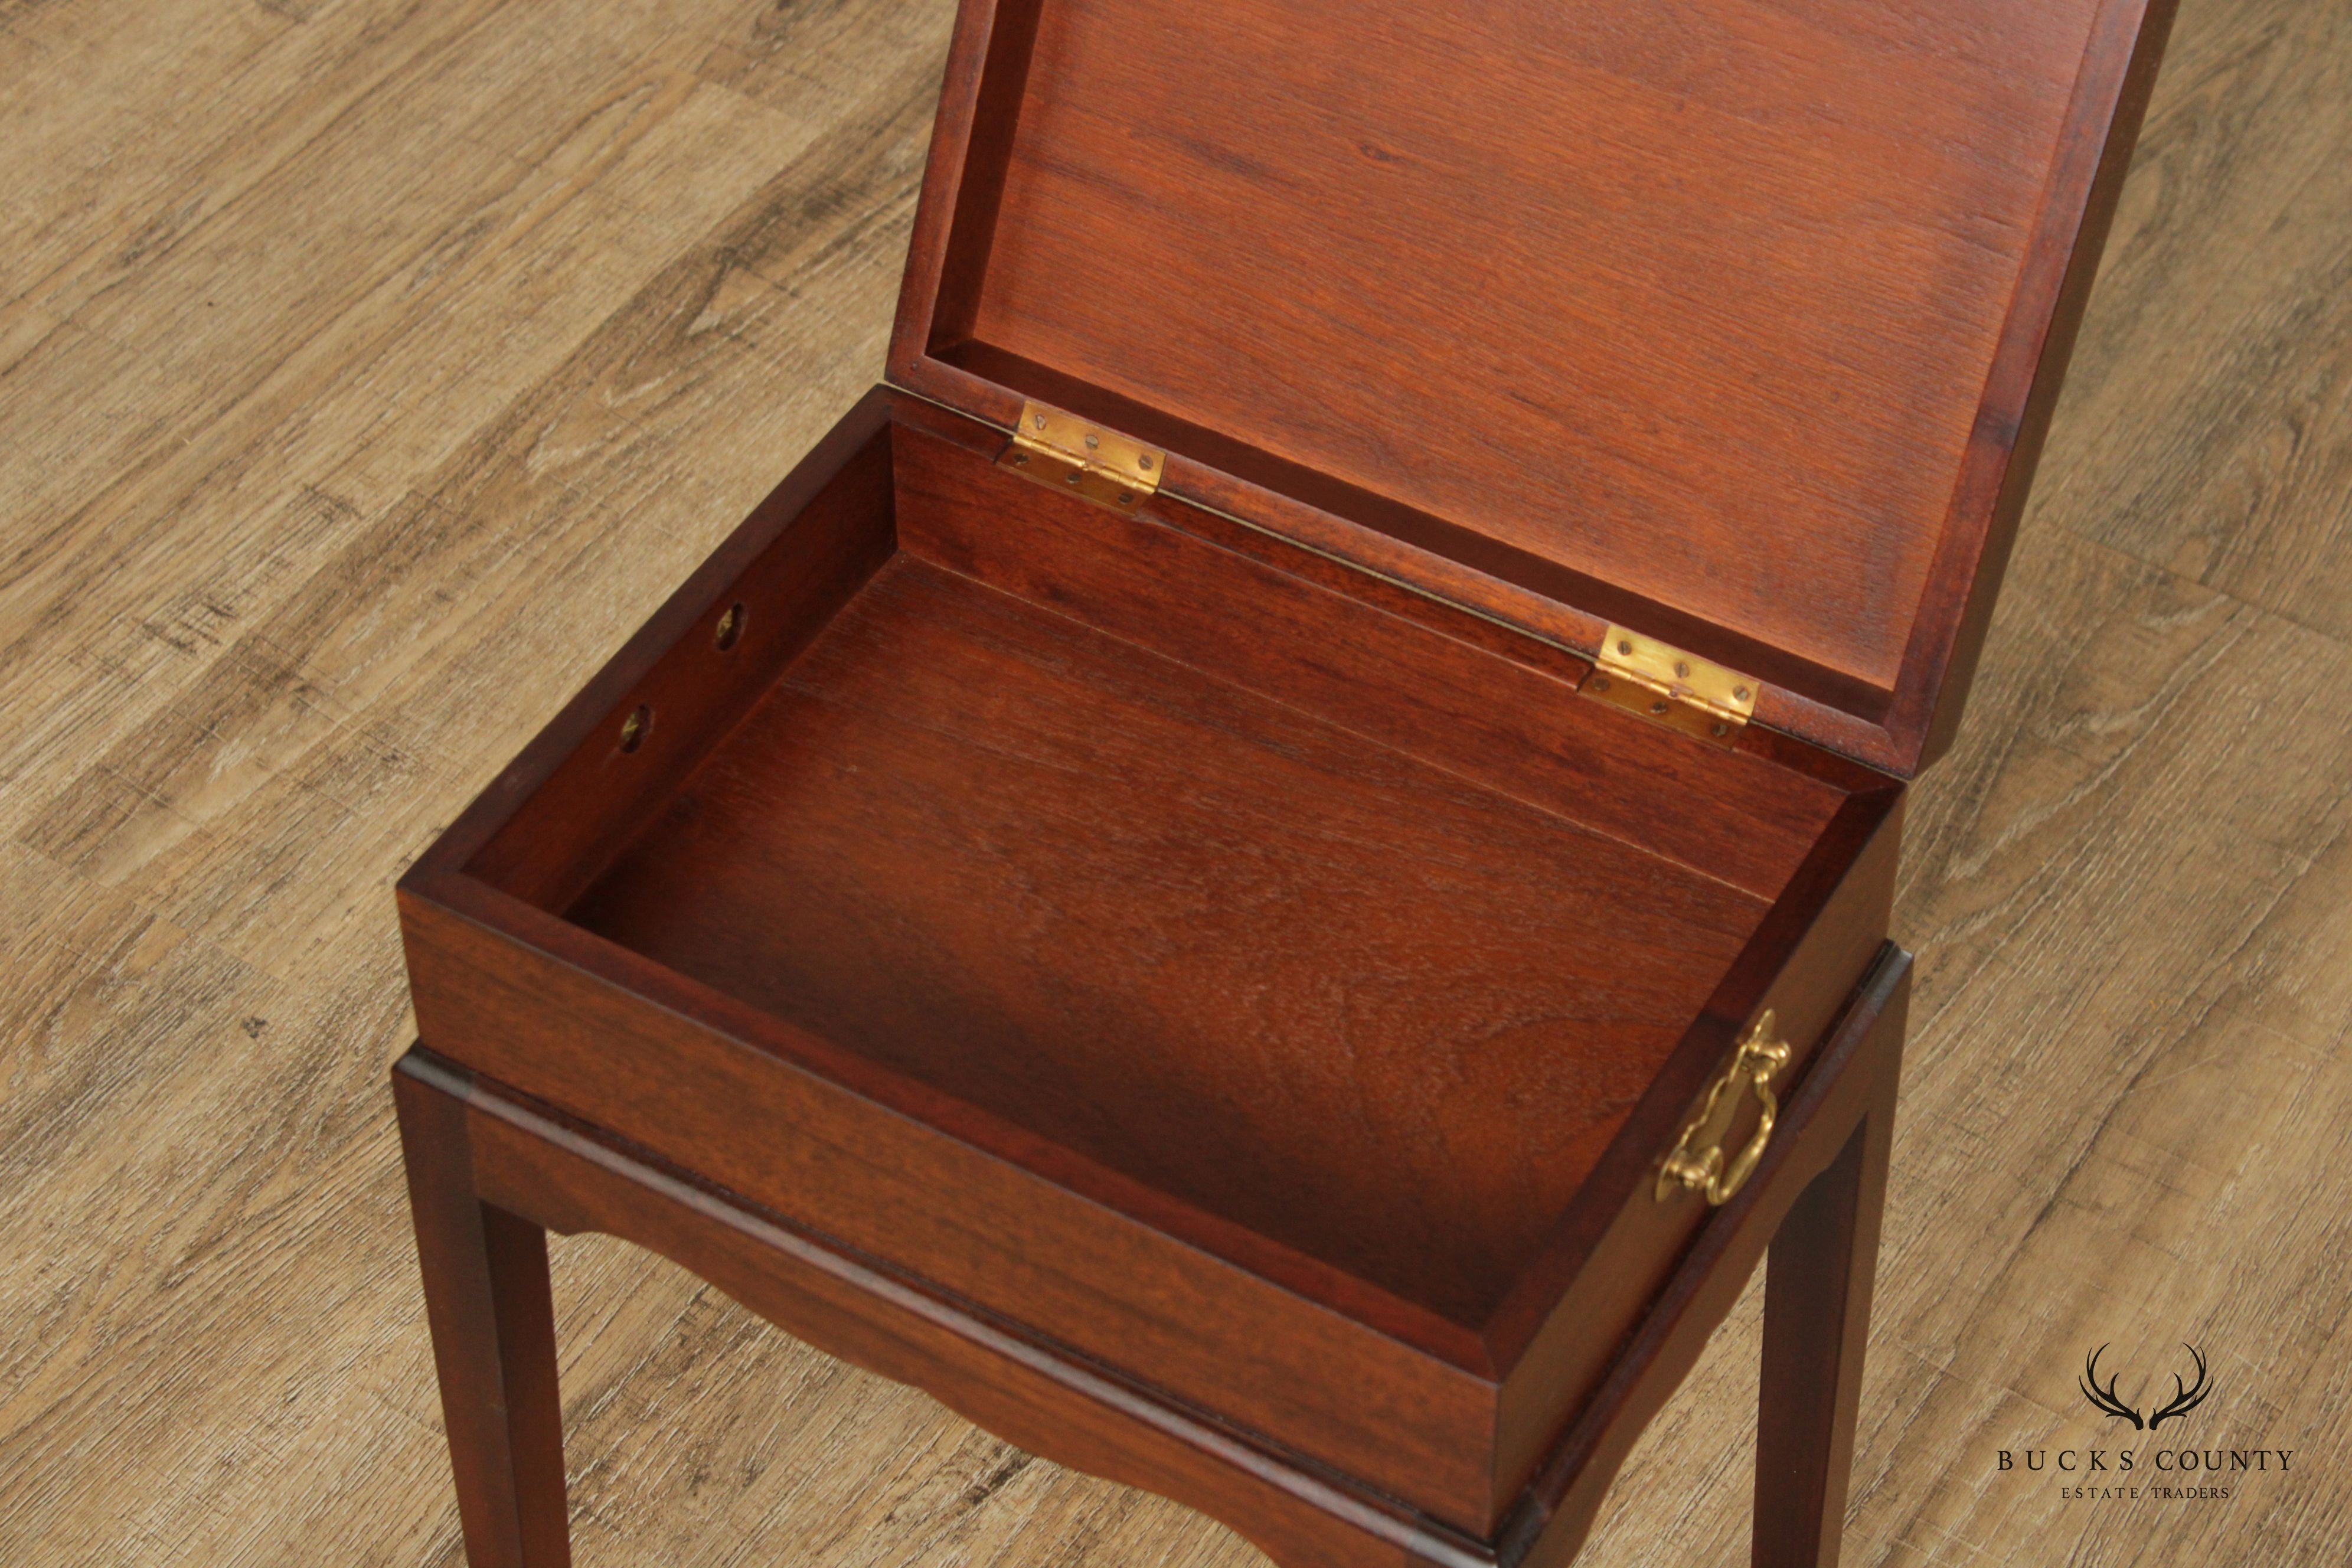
[1583, 625, 1756, 746]
[998, 401, 1162, 514]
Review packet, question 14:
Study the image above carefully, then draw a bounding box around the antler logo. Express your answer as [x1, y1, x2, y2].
[2080, 1344, 2213, 1430]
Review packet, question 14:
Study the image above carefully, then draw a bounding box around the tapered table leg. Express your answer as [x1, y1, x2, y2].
[395, 1056, 573, 1568]
[1750, 1039, 1900, 1568]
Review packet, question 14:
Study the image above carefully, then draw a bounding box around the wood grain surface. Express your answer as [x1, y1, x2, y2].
[894, 0, 2177, 776]
[567, 549, 1769, 1327]
[956, 0, 2101, 695]
[1, 2, 2346, 1566]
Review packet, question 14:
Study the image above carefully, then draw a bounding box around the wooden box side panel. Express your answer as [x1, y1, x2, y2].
[891, 420, 1849, 900]
[1508, 945, 1912, 1568]
[416, 391, 900, 904]
[396, 884, 1503, 1530]
[447, 1057, 1483, 1568]
[1488, 792, 1903, 1515]
[407, 939, 1911, 1568]
[463, 435, 894, 910]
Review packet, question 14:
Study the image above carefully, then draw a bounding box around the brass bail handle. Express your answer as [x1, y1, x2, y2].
[1655, 1010, 1793, 1205]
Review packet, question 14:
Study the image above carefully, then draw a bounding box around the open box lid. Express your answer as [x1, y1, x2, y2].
[889, 0, 2174, 776]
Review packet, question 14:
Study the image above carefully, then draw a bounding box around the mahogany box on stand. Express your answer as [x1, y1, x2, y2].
[388, 2, 2175, 1564]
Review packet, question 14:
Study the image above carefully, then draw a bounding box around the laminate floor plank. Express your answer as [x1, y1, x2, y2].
[0, 21, 852, 865]
[2039, 0, 2352, 639]
[0, 0, 297, 305]
[3, 0, 2350, 1565]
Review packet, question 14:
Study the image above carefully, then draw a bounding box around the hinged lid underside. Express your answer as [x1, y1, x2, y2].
[893, 0, 2173, 773]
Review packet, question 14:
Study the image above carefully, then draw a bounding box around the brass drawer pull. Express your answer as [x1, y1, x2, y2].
[1655, 1010, 1792, 1204]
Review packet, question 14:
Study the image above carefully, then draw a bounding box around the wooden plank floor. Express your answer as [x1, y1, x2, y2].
[2, 2, 2346, 1564]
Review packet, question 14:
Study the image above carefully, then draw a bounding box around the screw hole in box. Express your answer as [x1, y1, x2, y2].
[619, 704, 652, 753]
[716, 603, 746, 651]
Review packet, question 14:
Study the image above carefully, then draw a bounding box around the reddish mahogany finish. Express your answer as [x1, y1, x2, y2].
[391, 0, 2173, 1562]
[403, 393, 1909, 1527]
[399, 950, 1908, 1568]
[894, 0, 2178, 774]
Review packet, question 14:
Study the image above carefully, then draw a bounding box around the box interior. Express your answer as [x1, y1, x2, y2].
[466, 411, 1861, 1329]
